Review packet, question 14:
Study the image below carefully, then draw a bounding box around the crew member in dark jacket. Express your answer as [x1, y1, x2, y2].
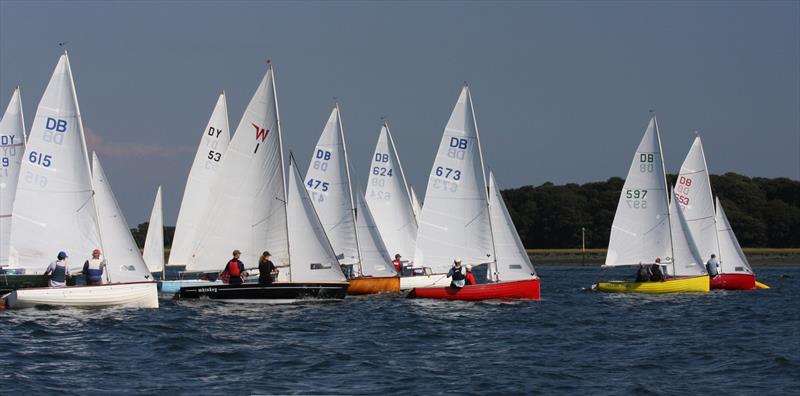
[258, 251, 277, 285]
[222, 250, 246, 285]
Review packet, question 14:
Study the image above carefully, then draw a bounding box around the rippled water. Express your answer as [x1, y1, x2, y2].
[1, 265, 798, 395]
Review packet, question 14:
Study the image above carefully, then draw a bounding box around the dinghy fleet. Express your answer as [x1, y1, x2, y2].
[0, 53, 767, 309]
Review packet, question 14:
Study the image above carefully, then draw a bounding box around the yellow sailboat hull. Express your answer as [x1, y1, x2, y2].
[595, 275, 710, 294]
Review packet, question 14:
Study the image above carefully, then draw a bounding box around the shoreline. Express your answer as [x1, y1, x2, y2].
[527, 248, 800, 266]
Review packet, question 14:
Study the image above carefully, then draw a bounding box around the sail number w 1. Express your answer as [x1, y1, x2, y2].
[28, 151, 53, 168]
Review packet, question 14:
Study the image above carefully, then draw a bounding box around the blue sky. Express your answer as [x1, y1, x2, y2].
[1, 1, 798, 225]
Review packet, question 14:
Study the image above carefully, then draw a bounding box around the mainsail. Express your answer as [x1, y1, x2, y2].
[168, 93, 230, 266]
[365, 123, 418, 261]
[187, 66, 288, 273]
[605, 116, 672, 267]
[676, 136, 720, 262]
[414, 86, 494, 274]
[9, 53, 102, 272]
[0, 87, 26, 266]
[304, 106, 359, 265]
[143, 186, 164, 275]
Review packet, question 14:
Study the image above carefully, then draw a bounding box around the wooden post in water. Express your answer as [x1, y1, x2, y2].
[581, 227, 586, 266]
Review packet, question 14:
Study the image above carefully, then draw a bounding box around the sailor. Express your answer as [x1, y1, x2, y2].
[392, 254, 403, 275]
[447, 259, 466, 289]
[43, 251, 70, 288]
[82, 248, 106, 286]
[706, 254, 720, 277]
[636, 262, 651, 282]
[465, 264, 476, 286]
[650, 258, 666, 281]
[222, 250, 246, 285]
[258, 251, 277, 285]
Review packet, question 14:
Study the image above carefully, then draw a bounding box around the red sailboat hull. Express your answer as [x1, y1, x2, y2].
[710, 273, 756, 290]
[407, 279, 540, 301]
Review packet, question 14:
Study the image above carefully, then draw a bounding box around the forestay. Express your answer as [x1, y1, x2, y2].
[143, 186, 164, 275]
[676, 136, 719, 262]
[605, 116, 671, 267]
[488, 171, 537, 282]
[715, 198, 754, 274]
[9, 53, 101, 273]
[169, 93, 230, 266]
[287, 157, 347, 283]
[188, 66, 288, 272]
[0, 87, 26, 266]
[666, 187, 706, 276]
[355, 193, 396, 277]
[92, 154, 153, 283]
[414, 86, 493, 274]
[365, 123, 418, 260]
[304, 106, 359, 265]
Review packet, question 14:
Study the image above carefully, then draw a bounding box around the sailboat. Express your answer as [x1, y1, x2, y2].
[594, 116, 709, 293]
[304, 107, 398, 295]
[364, 122, 418, 267]
[3, 53, 158, 308]
[143, 186, 165, 279]
[159, 93, 230, 293]
[675, 136, 765, 290]
[0, 86, 37, 293]
[178, 63, 348, 302]
[407, 85, 540, 300]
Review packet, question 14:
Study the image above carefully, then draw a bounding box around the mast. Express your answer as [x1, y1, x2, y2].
[653, 114, 676, 276]
[466, 85, 498, 282]
[696, 132, 722, 264]
[66, 51, 109, 282]
[271, 61, 292, 282]
[384, 121, 416, 224]
[337, 103, 363, 276]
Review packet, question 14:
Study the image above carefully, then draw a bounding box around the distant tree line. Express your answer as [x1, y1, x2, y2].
[131, 173, 799, 249]
[501, 173, 800, 248]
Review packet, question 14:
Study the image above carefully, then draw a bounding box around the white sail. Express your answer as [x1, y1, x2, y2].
[304, 106, 359, 264]
[605, 116, 672, 267]
[0, 87, 26, 266]
[365, 123, 418, 260]
[92, 154, 153, 283]
[410, 185, 422, 220]
[414, 86, 494, 274]
[667, 187, 706, 276]
[143, 186, 164, 275]
[676, 136, 719, 263]
[715, 198, 754, 274]
[9, 53, 102, 273]
[488, 171, 537, 281]
[168, 92, 230, 266]
[287, 157, 347, 282]
[187, 66, 288, 273]
[355, 192, 396, 277]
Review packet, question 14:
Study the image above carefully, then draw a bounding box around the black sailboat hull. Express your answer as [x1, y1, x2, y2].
[177, 282, 349, 302]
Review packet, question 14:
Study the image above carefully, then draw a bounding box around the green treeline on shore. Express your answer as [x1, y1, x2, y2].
[131, 173, 799, 250]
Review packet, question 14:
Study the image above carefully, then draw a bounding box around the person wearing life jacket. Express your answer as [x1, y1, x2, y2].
[222, 250, 246, 285]
[465, 264, 476, 286]
[392, 254, 403, 275]
[82, 248, 106, 286]
[43, 251, 70, 288]
[447, 259, 466, 289]
[650, 257, 666, 281]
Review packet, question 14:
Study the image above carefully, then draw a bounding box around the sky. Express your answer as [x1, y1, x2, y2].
[1, 1, 798, 226]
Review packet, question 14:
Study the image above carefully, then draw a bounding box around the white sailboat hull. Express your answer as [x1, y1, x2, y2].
[5, 282, 158, 309]
[399, 273, 452, 290]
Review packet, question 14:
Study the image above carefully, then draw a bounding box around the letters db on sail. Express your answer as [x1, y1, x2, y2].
[46, 117, 68, 132]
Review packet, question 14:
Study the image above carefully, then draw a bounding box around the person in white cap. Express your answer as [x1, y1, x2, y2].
[447, 258, 466, 289]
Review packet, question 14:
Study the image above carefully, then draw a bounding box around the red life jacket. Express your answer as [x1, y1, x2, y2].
[392, 259, 402, 272]
[228, 260, 241, 277]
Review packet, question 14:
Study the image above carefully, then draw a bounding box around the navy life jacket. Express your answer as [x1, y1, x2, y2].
[51, 263, 67, 283]
[452, 266, 465, 281]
